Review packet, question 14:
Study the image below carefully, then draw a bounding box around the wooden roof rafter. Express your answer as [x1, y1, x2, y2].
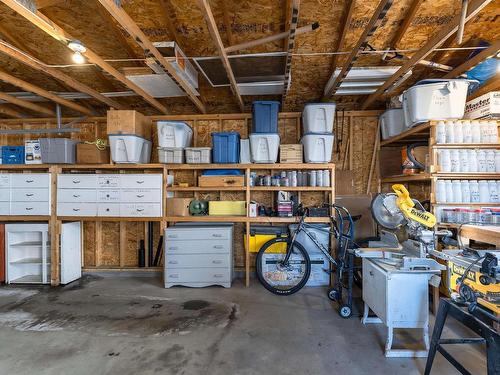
[96, 0, 206, 113]
[362, 0, 494, 109]
[220, 1, 234, 47]
[158, 0, 180, 44]
[323, 0, 394, 98]
[282, 0, 300, 102]
[0, 0, 168, 114]
[0, 91, 55, 116]
[387, 0, 424, 49]
[0, 104, 25, 119]
[198, 0, 244, 112]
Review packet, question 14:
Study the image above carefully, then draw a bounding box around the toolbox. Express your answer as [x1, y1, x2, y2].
[245, 225, 288, 253]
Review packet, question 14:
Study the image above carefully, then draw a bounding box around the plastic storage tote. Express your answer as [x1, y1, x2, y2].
[2, 146, 24, 164]
[302, 102, 336, 133]
[212, 132, 240, 163]
[156, 121, 193, 148]
[380, 108, 406, 140]
[185, 147, 211, 164]
[249, 133, 280, 163]
[246, 225, 287, 253]
[39, 138, 77, 164]
[252, 101, 280, 133]
[301, 133, 334, 163]
[158, 147, 184, 163]
[402, 79, 474, 128]
[109, 134, 151, 163]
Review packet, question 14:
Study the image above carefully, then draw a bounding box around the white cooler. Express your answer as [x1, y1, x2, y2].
[380, 108, 405, 140]
[249, 133, 280, 163]
[302, 102, 336, 133]
[301, 133, 334, 163]
[109, 134, 151, 163]
[402, 79, 474, 128]
[157, 121, 193, 148]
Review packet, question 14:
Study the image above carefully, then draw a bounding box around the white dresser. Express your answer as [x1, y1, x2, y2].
[57, 173, 162, 217]
[0, 173, 51, 215]
[164, 224, 234, 288]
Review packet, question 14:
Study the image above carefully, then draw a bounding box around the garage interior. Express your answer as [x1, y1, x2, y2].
[0, 0, 498, 374]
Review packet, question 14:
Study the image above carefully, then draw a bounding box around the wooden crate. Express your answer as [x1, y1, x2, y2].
[198, 175, 245, 187]
[280, 144, 303, 163]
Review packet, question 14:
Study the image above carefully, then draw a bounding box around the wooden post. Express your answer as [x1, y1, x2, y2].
[245, 167, 251, 287]
[49, 165, 61, 286]
[366, 120, 381, 194]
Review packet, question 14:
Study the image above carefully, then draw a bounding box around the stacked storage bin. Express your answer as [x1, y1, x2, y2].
[157, 121, 193, 163]
[301, 103, 335, 163]
[249, 101, 280, 163]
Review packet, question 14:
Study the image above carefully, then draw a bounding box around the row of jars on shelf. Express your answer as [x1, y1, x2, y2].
[435, 120, 498, 144]
[439, 207, 500, 225]
[436, 180, 499, 204]
[249, 170, 331, 187]
[438, 149, 500, 173]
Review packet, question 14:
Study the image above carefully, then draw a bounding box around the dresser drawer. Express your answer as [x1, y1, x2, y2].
[11, 201, 49, 216]
[97, 189, 120, 202]
[11, 173, 49, 188]
[0, 174, 10, 188]
[97, 175, 120, 188]
[58, 174, 97, 189]
[120, 174, 162, 189]
[57, 202, 97, 216]
[0, 202, 9, 215]
[165, 267, 230, 283]
[119, 203, 161, 217]
[165, 239, 230, 254]
[166, 253, 230, 269]
[121, 189, 161, 203]
[58, 189, 96, 203]
[165, 228, 231, 241]
[14, 188, 49, 202]
[98, 203, 120, 217]
[0, 189, 9, 201]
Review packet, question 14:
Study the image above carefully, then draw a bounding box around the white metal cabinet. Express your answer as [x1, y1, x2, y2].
[0, 173, 51, 216]
[164, 224, 233, 288]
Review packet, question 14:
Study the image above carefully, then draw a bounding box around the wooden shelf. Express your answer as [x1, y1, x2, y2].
[58, 216, 164, 222]
[248, 217, 330, 223]
[0, 164, 51, 170]
[83, 267, 162, 272]
[59, 164, 165, 170]
[165, 216, 330, 223]
[0, 216, 51, 222]
[251, 186, 332, 191]
[381, 173, 431, 183]
[165, 216, 248, 222]
[380, 122, 432, 147]
[432, 143, 500, 149]
[432, 202, 500, 206]
[169, 186, 246, 191]
[165, 163, 335, 170]
[435, 173, 500, 179]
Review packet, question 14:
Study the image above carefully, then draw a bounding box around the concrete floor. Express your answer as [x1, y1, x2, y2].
[0, 276, 488, 375]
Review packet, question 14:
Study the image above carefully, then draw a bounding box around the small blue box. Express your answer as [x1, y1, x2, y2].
[212, 132, 240, 164]
[252, 101, 280, 133]
[2, 146, 25, 164]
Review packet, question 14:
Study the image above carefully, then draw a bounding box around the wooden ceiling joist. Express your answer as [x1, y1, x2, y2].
[443, 39, 500, 78]
[35, 0, 65, 9]
[0, 105, 25, 119]
[387, 0, 424, 49]
[0, 70, 92, 115]
[96, 0, 206, 113]
[282, 0, 300, 101]
[467, 75, 500, 101]
[158, 0, 180, 44]
[323, 0, 393, 98]
[198, 0, 244, 111]
[0, 41, 124, 109]
[0, 91, 55, 116]
[220, 1, 234, 46]
[362, 0, 493, 109]
[1, 0, 168, 114]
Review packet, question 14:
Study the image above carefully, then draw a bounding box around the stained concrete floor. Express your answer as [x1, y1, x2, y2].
[0, 276, 488, 375]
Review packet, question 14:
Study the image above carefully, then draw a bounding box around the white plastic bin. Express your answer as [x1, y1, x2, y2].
[185, 147, 211, 164]
[380, 109, 405, 140]
[156, 121, 193, 148]
[109, 134, 151, 163]
[158, 147, 184, 163]
[301, 133, 334, 163]
[402, 79, 473, 128]
[249, 133, 280, 163]
[302, 103, 336, 133]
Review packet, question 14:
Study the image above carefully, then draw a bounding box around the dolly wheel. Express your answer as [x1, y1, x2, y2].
[339, 305, 352, 319]
[327, 288, 339, 301]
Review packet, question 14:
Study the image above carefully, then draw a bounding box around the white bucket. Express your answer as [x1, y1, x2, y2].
[109, 134, 151, 163]
[402, 79, 473, 128]
[156, 121, 193, 148]
[301, 133, 334, 163]
[302, 103, 336, 133]
[249, 133, 280, 163]
[380, 109, 405, 139]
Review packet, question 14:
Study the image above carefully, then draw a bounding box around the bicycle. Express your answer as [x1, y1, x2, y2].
[255, 204, 357, 318]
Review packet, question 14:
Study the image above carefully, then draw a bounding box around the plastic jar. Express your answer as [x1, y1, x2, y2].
[468, 149, 478, 172]
[450, 150, 460, 172]
[445, 121, 455, 143]
[436, 121, 446, 143]
[436, 180, 446, 202]
[454, 121, 463, 143]
[469, 180, 480, 203]
[477, 150, 487, 172]
[462, 120, 472, 143]
[461, 180, 471, 203]
[445, 180, 453, 203]
[488, 180, 499, 203]
[459, 149, 469, 172]
[471, 121, 481, 143]
[439, 150, 451, 172]
[480, 121, 490, 143]
[452, 180, 462, 202]
[478, 180, 490, 202]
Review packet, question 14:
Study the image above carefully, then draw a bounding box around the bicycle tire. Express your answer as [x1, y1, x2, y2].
[255, 237, 311, 296]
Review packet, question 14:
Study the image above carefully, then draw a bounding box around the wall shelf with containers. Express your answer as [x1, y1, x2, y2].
[380, 119, 500, 227]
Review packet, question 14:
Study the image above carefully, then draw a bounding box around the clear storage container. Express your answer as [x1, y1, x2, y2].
[302, 103, 336, 133]
[301, 133, 334, 163]
[380, 108, 405, 139]
[39, 138, 78, 164]
[185, 147, 211, 164]
[156, 121, 193, 148]
[212, 132, 240, 163]
[109, 134, 151, 164]
[158, 147, 184, 163]
[249, 133, 280, 163]
[252, 101, 280, 133]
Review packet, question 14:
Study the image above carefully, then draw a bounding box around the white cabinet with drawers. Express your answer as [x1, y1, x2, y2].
[57, 173, 162, 217]
[0, 173, 51, 216]
[164, 224, 234, 288]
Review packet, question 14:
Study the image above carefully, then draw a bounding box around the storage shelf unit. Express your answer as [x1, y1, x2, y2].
[380, 120, 500, 227]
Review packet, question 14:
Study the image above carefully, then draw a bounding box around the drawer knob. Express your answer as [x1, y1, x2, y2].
[168, 261, 178, 264]
[136, 208, 144, 212]
[168, 235, 178, 238]
[136, 194, 145, 198]
[214, 274, 224, 278]
[136, 180, 145, 184]
[212, 260, 222, 264]
[73, 194, 80, 198]
[25, 193, 34, 197]
[25, 179, 34, 183]
[73, 208, 80, 212]
[169, 246, 178, 250]
[212, 234, 222, 238]
[25, 207, 33, 211]
[169, 274, 179, 278]
[213, 245, 223, 249]
[73, 180, 81, 184]
[369, 271, 374, 276]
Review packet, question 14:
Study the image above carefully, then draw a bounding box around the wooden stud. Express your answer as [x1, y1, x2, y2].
[197, 0, 244, 112]
[387, 0, 424, 49]
[0, 105, 25, 119]
[220, 0, 234, 46]
[49, 166, 61, 285]
[366, 121, 381, 194]
[0, 91, 55, 116]
[245, 167, 251, 287]
[362, 0, 494, 109]
[444, 40, 500, 78]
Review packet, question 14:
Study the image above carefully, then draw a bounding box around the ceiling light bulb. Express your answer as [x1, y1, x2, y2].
[72, 51, 85, 64]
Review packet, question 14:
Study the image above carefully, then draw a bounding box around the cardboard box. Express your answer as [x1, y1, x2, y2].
[280, 144, 303, 163]
[107, 110, 152, 139]
[335, 194, 376, 241]
[335, 170, 354, 195]
[379, 147, 403, 178]
[464, 91, 500, 119]
[198, 175, 245, 187]
[24, 140, 42, 164]
[76, 143, 110, 164]
[166, 198, 192, 217]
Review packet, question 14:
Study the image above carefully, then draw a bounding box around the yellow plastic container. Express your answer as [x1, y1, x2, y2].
[209, 201, 246, 216]
[245, 225, 288, 253]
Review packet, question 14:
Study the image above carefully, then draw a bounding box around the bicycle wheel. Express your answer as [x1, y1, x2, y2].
[255, 237, 311, 296]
